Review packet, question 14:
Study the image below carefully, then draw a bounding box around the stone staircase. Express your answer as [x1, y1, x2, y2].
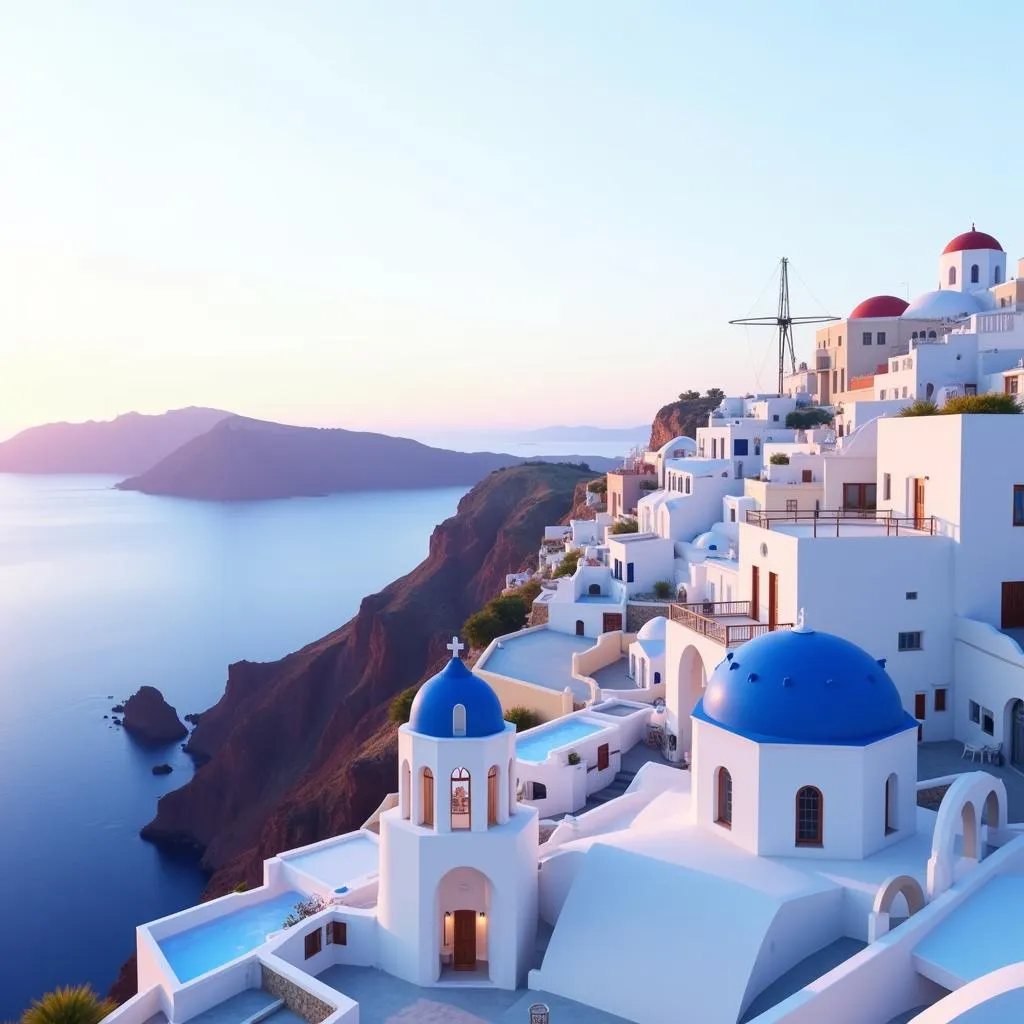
[585, 767, 637, 809]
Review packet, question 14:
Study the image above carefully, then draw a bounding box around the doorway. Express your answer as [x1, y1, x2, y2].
[768, 572, 779, 630]
[751, 565, 760, 621]
[575, 619, 585, 636]
[1001, 582, 1024, 629]
[914, 478, 926, 531]
[1012, 700, 1024, 770]
[453, 910, 477, 971]
[602, 612, 623, 633]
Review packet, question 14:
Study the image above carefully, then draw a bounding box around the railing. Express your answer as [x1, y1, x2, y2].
[669, 602, 793, 647]
[745, 508, 938, 537]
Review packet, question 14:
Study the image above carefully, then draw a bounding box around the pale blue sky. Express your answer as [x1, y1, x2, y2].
[1, 2, 1021, 439]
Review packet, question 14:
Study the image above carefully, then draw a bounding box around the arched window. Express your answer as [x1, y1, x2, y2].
[885, 773, 898, 835]
[995, 266, 1003, 284]
[970, 264, 979, 284]
[421, 768, 434, 828]
[450, 768, 471, 830]
[575, 619, 585, 636]
[911, 331, 918, 340]
[588, 584, 601, 596]
[654, 671, 661, 685]
[401, 760, 411, 819]
[452, 703, 466, 737]
[948, 266, 957, 286]
[754, 440, 761, 456]
[928, 331, 936, 338]
[795, 786, 823, 847]
[715, 767, 732, 829]
[487, 765, 499, 825]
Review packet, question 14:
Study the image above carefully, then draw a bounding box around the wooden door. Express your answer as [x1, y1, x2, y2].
[768, 572, 778, 630]
[597, 743, 609, 771]
[751, 565, 760, 622]
[914, 478, 926, 531]
[1001, 582, 1024, 629]
[602, 612, 623, 633]
[453, 910, 476, 971]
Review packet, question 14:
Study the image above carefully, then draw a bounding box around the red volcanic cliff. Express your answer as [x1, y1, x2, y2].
[648, 392, 722, 450]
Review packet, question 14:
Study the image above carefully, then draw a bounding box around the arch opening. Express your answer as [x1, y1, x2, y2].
[715, 767, 733, 829]
[487, 765, 499, 826]
[451, 767, 471, 830]
[400, 759, 411, 819]
[672, 645, 707, 756]
[795, 786, 823, 848]
[436, 866, 492, 979]
[420, 767, 435, 828]
[885, 773, 898, 835]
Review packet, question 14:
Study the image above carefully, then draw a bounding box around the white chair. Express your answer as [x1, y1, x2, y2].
[962, 743, 982, 762]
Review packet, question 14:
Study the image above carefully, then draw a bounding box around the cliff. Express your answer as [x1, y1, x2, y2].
[648, 394, 722, 450]
[121, 686, 188, 745]
[116, 416, 615, 501]
[0, 407, 229, 474]
[139, 462, 594, 883]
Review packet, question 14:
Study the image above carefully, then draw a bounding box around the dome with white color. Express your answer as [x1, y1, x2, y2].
[902, 288, 994, 321]
[636, 616, 667, 641]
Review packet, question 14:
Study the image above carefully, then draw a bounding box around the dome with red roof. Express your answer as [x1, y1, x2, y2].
[942, 227, 1003, 255]
[849, 295, 910, 319]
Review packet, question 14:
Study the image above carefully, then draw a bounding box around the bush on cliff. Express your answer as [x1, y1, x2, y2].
[463, 589, 532, 649]
[504, 706, 540, 731]
[552, 550, 581, 578]
[19, 985, 116, 1024]
[610, 519, 639, 535]
[390, 685, 419, 725]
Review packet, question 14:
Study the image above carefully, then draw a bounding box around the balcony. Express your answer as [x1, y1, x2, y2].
[745, 508, 938, 537]
[669, 601, 793, 647]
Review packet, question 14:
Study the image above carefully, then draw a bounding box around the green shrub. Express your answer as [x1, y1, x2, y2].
[897, 399, 938, 417]
[389, 685, 419, 725]
[652, 580, 673, 600]
[233, 881, 249, 893]
[587, 478, 608, 494]
[566, 751, 581, 765]
[515, 579, 542, 605]
[504, 706, 540, 731]
[610, 519, 639, 535]
[769, 453, 790, 465]
[942, 392, 1021, 415]
[20, 986, 117, 1024]
[463, 591, 532, 648]
[553, 550, 582, 578]
[785, 407, 833, 429]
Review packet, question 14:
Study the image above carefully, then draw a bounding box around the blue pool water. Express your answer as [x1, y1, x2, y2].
[516, 719, 606, 764]
[158, 890, 305, 983]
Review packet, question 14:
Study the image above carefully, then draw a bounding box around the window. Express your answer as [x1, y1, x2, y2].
[327, 921, 347, 946]
[613, 558, 622, 580]
[1007, 378, 1020, 396]
[906, 591, 917, 600]
[928, 331, 936, 339]
[730, 508, 736, 523]
[452, 703, 466, 737]
[654, 671, 661, 684]
[883, 473, 891, 501]
[840, 369, 846, 392]
[450, 767, 471, 830]
[877, 331, 886, 345]
[715, 768, 732, 828]
[971, 264, 979, 284]
[838, 335, 842, 346]
[685, 476, 691, 494]
[914, 693, 926, 719]
[832, 370, 838, 393]
[911, 331, 918, 340]
[754, 440, 761, 455]
[862, 331, 872, 345]
[902, 386, 908, 398]
[487, 765, 498, 826]
[795, 786, 823, 847]
[304, 928, 322, 960]
[982, 708, 995, 735]
[1002, 298, 1008, 308]
[786, 499, 798, 512]
[948, 266, 957, 286]
[898, 631, 923, 651]
[1014, 486, 1024, 526]
[530, 781, 547, 800]
[627, 562, 634, 583]
[575, 619, 584, 636]
[734, 439, 749, 457]
[879, 389, 887, 400]
[843, 483, 876, 510]
[801, 469, 813, 483]
[934, 688, 947, 713]
[885, 774, 898, 835]
[772, 414, 779, 422]
[969, 700, 980, 724]
[421, 768, 434, 827]
[996, 265, 1004, 284]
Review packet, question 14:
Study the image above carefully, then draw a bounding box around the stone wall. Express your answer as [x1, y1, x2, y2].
[626, 601, 670, 633]
[262, 963, 335, 1024]
[529, 602, 549, 627]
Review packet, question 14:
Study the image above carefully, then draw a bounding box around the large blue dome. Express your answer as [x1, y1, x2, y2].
[693, 628, 917, 745]
[408, 657, 506, 738]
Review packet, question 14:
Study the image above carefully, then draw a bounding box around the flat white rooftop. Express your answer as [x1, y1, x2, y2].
[481, 630, 594, 701]
[280, 834, 379, 891]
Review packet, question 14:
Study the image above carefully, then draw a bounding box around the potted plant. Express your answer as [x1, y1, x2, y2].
[567, 751, 581, 766]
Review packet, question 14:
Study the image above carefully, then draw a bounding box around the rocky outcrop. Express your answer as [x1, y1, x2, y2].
[121, 686, 188, 745]
[648, 393, 723, 450]
[139, 463, 593, 889]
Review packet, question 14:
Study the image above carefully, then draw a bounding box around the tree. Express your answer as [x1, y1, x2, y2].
[705, 388, 725, 401]
[462, 608, 505, 649]
[610, 519, 639, 535]
[769, 453, 790, 465]
[785, 408, 833, 429]
[462, 588, 534, 649]
[20, 986, 116, 1024]
[552, 550, 582, 578]
[282, 894, 327, 929]
[504, 706, 540, 731]
[389, 685, 419, 725]
[586, 478, 608, 494]
[678, 389, 700, 401]
[897, 400, 939, 417]
[942, 393, 1022, 415]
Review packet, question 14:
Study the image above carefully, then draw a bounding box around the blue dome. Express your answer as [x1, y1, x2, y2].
[692, 532, 722, 552]
[692, 628, 917, 745]
[408, 658, 506, 738]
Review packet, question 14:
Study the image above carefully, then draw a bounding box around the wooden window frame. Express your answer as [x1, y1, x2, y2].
[795, 786, 823, 848]
[326, 921, 347, 946]
[487, 765, 498, 826]
[304, 927, 322, 960]
[421, 767, 434, 828]
[934, 688, 947, 713]
[715, 768, 732, 829]
[914, 693, 927, 720]
[597, 744, 610, 772]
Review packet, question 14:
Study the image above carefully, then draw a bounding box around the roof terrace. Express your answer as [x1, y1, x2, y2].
[746, 508, 938, 538]
[670, 600, 793, 647]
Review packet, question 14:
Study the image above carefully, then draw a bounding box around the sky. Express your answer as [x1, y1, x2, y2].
[1, 1, 1023, 441]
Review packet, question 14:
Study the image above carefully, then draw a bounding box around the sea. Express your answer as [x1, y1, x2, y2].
[0, 434, 642, 1016]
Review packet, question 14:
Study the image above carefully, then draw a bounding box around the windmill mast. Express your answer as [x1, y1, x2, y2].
[730, 257, 840, 394]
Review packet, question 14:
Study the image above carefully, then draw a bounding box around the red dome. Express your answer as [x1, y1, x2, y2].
[849, 295, 910, 319]
[942, 229, 1003, 254]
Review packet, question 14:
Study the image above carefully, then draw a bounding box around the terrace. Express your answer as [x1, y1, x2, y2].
[669, 601, 793, 647]
[745, 508, 938, 537]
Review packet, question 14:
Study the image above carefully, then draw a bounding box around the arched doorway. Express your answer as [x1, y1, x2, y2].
[671, 646, 707, 755]
[1009, 700, 1024, 768]
[436, 866, 492, 979]
[961, 802, 978, 860]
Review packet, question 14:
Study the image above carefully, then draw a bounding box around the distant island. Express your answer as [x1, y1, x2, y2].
[0, 407, 229, 474]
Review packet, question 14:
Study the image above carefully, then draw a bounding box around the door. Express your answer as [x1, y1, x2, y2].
[768, 572, 779, 630]
[751, 565, 760, 622]
[914, 478, 926, 530]
[597, 743, 609, 771]
[1001, 582, 1024, 629]
[1013, 701, 1024, 769]
[602, 612, 623, 633]
[453, 910, 476, 971]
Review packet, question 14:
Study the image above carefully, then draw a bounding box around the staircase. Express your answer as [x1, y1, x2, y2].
[585, 768, 637, 809]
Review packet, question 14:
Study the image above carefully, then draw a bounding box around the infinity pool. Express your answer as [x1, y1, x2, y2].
[516, 719, 606, 764]
[158, 890, 304, 983]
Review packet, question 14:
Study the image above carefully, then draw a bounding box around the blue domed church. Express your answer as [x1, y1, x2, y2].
[376, 638, 540, 989]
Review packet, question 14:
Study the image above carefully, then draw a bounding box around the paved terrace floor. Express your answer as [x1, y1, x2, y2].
[482, 631, 595, 702]
[317, 965, 632, 1023]
[918, 741, 1024, 821]
[589, 657, 638, 690]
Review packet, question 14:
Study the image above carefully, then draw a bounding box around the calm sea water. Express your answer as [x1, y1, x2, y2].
[0, 475, 467, 1016]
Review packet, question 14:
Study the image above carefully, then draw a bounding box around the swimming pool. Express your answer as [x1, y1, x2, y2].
[516, 719, 606, 764]
[591, 701, 643, 718]
[157, 889, 304, 984]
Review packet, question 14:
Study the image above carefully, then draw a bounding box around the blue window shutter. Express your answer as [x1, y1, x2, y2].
[627, 563, 635, 583]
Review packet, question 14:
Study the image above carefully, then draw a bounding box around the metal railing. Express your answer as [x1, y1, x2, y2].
[745, 508, 938, 537]
[669, 601, 793, 647]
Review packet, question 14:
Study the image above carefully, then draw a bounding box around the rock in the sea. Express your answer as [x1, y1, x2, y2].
[121, 686, 187, 745]
[152, 764, 173, 776]
[111, 703, 126, 714]
[184, 712, 203, 726]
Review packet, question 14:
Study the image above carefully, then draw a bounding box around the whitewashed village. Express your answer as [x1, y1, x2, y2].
[108, 229, 1024, 1024]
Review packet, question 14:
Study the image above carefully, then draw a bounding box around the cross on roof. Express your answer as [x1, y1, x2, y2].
[447, 635, 465, 658]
